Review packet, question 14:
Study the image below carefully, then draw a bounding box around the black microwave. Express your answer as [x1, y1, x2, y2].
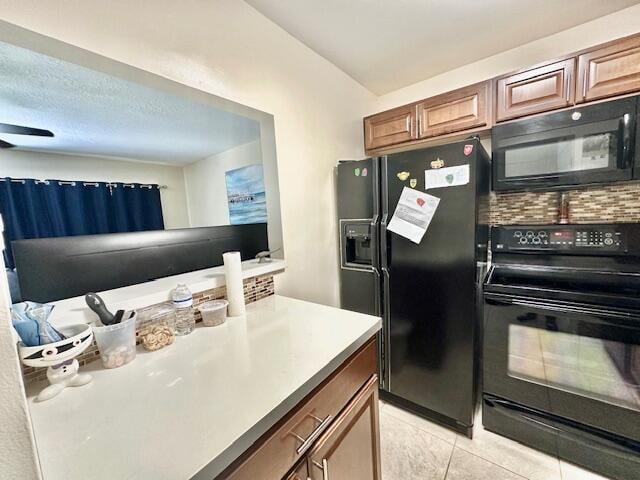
[492, 96, 638, 191]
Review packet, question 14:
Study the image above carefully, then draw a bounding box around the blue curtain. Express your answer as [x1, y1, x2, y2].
[0, 179, 164, 268]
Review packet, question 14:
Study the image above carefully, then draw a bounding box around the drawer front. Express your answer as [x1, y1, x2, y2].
[364, 105, 416, 150]
[496, 58, 575, 122]
[224, 339, 377, 480]
[577, 36, 640, 103]
[417, 82, 489, 138]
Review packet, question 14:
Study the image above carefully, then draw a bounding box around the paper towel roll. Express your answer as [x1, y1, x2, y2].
[223, 251, 246, 317]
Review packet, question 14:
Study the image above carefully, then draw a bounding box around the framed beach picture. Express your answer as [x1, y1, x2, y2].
[224, 164, 268, 225]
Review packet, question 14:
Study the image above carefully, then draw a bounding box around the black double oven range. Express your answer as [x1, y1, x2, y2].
[484, 96, 640, 479]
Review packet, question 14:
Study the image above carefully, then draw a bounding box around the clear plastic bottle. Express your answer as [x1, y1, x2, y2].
[171, 283, 195, 335]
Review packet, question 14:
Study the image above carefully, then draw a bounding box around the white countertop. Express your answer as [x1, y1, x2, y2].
[27, 295, 381, 480]
[48, 258, 285, 328]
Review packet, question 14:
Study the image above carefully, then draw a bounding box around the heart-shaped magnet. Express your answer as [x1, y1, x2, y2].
[416, 198, 425, 207]
[446, 174, 454, 184]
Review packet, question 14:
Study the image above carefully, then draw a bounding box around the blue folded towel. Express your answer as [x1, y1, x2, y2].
[11, 302, 65, 347]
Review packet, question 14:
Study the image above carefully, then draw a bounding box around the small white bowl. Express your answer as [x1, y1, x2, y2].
[199, 300, 229, 327]
[18, 323, 93, 368]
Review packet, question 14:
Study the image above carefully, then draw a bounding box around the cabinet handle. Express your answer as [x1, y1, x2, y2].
[565, 72, 571, 103]
[582, 68, 588, 99]
[312, 459, 329, 480]
[291, 414, 333, 456]
[417, 115, 421, 136]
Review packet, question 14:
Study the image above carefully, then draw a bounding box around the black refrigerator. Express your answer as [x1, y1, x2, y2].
[337, 138, 490, 436]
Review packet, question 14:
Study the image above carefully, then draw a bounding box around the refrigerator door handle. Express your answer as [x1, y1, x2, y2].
[372, 157, 380, 220]
[371, 156, 382, 271]
[372, 267, 382, 316]
[379, 156, 391, 390]
[373, 266, 384, 385]
[380, 155, 390, 271]
[380, 222, 388, 270]
[370, 219, 381, 273]
[381, 265, 391, 390]
[379, 216, 391, 388]
[371, 157, 383, 318]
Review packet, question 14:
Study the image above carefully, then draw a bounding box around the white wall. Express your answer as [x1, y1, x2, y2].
[370, 3, 640, 113]
[0, 5, 374, 474]
[184, 139, 262, 227]
[0, 0, 375, 307]
[0, 252, 41, 479]
[0, 149, 190, 229]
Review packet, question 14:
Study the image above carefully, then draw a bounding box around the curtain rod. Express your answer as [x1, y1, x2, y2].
[0, 178, 167, 189]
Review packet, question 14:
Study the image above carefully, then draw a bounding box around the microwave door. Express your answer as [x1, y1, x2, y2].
[493, 104, 635, 191]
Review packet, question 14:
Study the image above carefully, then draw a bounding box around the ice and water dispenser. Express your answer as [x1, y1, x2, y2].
[341, 220, 373, 269]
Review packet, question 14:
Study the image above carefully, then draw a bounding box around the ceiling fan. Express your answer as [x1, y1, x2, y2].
[0, 122, 54, 149]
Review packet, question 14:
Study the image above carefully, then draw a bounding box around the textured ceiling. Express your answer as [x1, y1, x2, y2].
[246, 0, 640, 94]
[0, 41, 261, 165]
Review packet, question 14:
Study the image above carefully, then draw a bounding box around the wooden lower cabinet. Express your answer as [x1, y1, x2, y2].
[221, 340, 379, 480]
[306, 376, 381, 480]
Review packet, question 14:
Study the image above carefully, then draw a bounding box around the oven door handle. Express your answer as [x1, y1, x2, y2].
[485, 294, 640, 320]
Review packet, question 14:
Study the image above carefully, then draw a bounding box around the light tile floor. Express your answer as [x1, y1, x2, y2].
[379, 400, 612, 480]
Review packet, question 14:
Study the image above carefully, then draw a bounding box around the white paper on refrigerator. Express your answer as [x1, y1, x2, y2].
[387, 187, 440, 244]
[424, 164, 469, 189]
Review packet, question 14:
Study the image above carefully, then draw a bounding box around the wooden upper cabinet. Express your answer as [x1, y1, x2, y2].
[416, 82, 489, 138]
[363, 34, 640, 151]
[364, 105, 416, 150]
[495, 58, 575, 122]
[307, 376, 381, 480]
[576, 35, 640, 103]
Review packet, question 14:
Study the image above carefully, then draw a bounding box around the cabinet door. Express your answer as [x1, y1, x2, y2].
[285, 462, 308, 480]
[496, 58, 575, 122]
[416, 82, 489, 138]
[364, 105, 416, 150]
[224, 341, 376, 480]
[307, 376, 381, 480]
[576, 35, 640, 103]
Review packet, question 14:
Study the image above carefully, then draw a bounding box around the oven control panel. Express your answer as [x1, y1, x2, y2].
[493, 225, 627, 254]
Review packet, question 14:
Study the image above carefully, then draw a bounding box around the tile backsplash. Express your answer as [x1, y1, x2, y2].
[490, 181, 640, 225]
[22, 272, 278, 386]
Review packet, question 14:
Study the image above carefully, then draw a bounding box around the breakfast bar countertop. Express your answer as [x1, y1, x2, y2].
[48, 258, 286, 328]
[26, 295, 381, 480]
